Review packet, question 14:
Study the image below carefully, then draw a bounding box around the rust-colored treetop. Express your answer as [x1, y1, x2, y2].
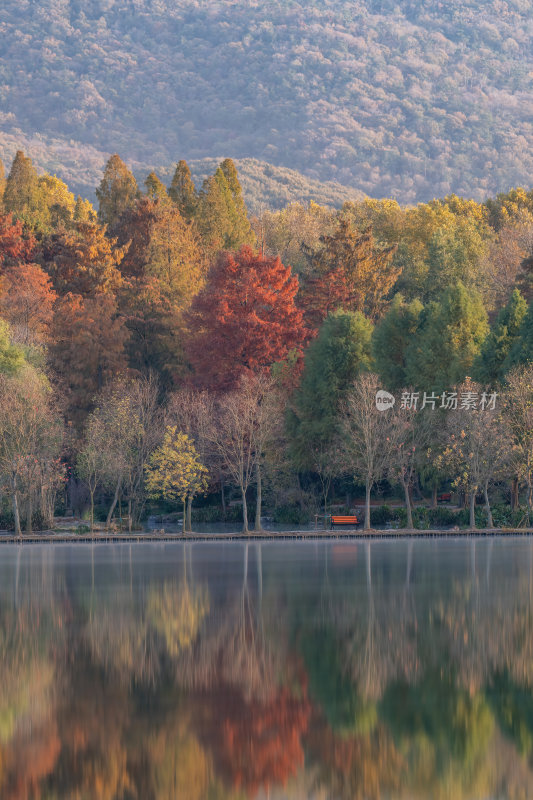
[186, 245, 308, 391]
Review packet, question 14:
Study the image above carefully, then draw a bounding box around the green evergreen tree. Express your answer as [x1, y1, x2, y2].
[405, 281, 488, 392]
[3, 151, 41, 225]
[473, 288, 528, 383]
[168, 160, 197, 220]
[96, 154, 139, 228]
[423, 220, 488, 301]
[195, 172, 232, 255]
[288, 310, 373, 466]
[505, 296, 533, 370]
[372, 293, 424, 390]
[196, 163, 255, 255]
[144, 171, 168, 202]
[219, 157, 255, 248]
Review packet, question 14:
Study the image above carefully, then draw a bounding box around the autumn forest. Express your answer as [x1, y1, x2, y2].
[2, 149, 533, 533]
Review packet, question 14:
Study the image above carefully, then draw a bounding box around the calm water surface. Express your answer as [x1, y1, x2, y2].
[1, 538, 533, 799]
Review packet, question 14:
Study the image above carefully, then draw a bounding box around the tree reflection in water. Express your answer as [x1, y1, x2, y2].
[2, 540, 533, 797]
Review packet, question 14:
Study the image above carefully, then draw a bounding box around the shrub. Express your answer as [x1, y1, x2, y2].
[370, 505, 392, 526]
[273, 504, 312, 525]
[76, 523, 91, 534]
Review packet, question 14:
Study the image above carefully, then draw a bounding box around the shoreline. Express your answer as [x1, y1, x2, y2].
[0, 527, 532, 544]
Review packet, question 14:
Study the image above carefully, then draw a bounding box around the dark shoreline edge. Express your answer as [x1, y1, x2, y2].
[0, 528, 532, 544]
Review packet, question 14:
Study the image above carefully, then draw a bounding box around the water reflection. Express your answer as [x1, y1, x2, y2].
[2, 539, 533, 797]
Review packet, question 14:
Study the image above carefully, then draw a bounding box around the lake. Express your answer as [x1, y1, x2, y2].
[1, 537, 533, 799]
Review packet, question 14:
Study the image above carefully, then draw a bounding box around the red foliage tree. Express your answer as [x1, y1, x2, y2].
[186, 246, 308, 391]
[0, 262, 56, 344]
[0, 213, 35, 267]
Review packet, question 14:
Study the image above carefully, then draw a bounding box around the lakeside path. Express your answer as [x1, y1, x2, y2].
[1, 528, 533, 544]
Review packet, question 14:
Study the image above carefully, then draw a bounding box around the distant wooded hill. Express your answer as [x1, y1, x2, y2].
[0, 131, 363, 212]
[1, 0, 532, 204]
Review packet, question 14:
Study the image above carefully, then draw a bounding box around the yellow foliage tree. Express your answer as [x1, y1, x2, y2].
[145, 427, 208, 532]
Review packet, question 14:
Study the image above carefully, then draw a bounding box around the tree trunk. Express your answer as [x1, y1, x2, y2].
[469, 490, 476, 529]
[182, 497, 187, 532]
[254, 462, 262, 531]
[106, 478, 121, 528]
[186, 494, 192, 532]
[11, 473, 21, 537]
[431, 484, 437, 509]
[241, 486, 249, 533]
[220, 473, 226, 518]
[484, 481, 493, 529]
[364, 478, 371, 530]
[528, 478, 533, 513]
[511, 476, 519, 510]
[89, 489, 95, 534]
[26, 493, 32, 535]
[403, 479, 413, 529]
[127, 498, 132, 533]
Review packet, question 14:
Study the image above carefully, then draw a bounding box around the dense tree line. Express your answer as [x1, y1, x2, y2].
[2, 149, 533, 531]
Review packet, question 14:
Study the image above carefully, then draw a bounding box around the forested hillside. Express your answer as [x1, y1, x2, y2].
[1, 0, 532, 203]
[0, 130, 363, 212]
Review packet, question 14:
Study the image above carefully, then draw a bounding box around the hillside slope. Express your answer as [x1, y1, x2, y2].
[1, 0, 532, 202]
[0, 130, 363, 212]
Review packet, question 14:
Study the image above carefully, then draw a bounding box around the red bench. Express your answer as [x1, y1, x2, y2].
[437, 492, 452, 503]
[331, 515, 359, 528]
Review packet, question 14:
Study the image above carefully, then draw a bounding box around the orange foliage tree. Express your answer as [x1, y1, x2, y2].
[0, 213, 55, 345]
[186, 246, 308, 391]
[0, 212, 35, 266]
[48, 293, 128, 426]
[300, 219, 399, 330]
[0, 262, 56, 345]
[114, 197, 206, 385]
[40, 221, 125, 298]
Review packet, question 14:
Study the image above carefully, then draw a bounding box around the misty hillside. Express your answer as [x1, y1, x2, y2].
[1, 0, 532, 203]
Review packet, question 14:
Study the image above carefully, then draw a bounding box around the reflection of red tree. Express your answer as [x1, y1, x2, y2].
[2, 722, 61, 800]
[214, 682, 311, 796]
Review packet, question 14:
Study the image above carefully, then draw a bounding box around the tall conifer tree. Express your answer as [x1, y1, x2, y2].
[96, 154, 139, 228]
[168, 160, 197, 221]
[144, 171, 168, 202]
[474, 288, 528, 383]
[3, 151, 41, 224]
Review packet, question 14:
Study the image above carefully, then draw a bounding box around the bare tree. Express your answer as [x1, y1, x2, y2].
[78, 376, 163, 531]
[123, 374, 163, 530]
[439, 380, 511, 528]
[209, 373, 278, 533]
[0, 367, 64, 535]
[388, 405, 435, 529]
[340, 373, 394, 529]
[504, 366, 533, 517]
